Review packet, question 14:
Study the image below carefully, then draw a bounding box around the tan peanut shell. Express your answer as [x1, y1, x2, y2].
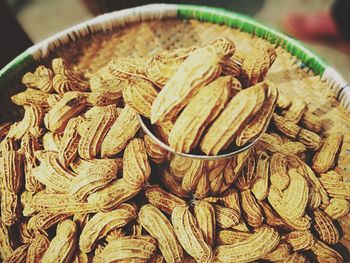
[22, 65, 54, 93]
[240, 189, 264, 228]
[26, 231, 50, 263]
[313, 208, 340, 245]
[270, 153, 290, 191]
[144, 134, 168, 164]
[216, 230, 252, 245]
[0, 219, 13, 260]
[78, 105, 118, 159]
[251, 151, 270, 200]
[1, 190, 20, 226]
[236, 80, 278, 146]
[310, 239, 343, 263]
[79, 203, 136, 252]
[262, 243, 291, 261]
[107, 57, 147, 81]
[181, 158, 206, 193]
[27, 212, 72, 231]
[44, 91, 88, 133]
[272, 113, 301, 139]
[324, 198, 350, 219]
[41, 220, 77, 263]
[145, 185, 186, 214]
[123, 138, 151, 190]
[283, 100, 307, 123]
[139, 204, 184, 263]
[194, 172, 210, 199]
[168, 76, 232, 153]
[300, 111, 322, 133]
[161, 169, 191, 199]
[123, 77, 158, 118]
[87, 178, 139, 212]
[214, 226, 280, 263]
[171, 205, 212, 263]
[11, 88, 50, 108]
[1, 150, 23, 193]
[101, 106, 140, 157]
[268, 169, 309, 220]
[200, 81, 266, 155]
[312, 134, 343, 174]
[151, 46, 222, 124]
[93, 235, 157, 263]
[213, 204, 240, 229]
[284, 230, 315, 251]
[193, 201, 216, 247]
[298, 128, 321, 150]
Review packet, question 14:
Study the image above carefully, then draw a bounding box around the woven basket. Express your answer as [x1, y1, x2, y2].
[1, 3, 349, 259]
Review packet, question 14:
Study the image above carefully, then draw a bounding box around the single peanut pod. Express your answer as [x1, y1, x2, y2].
[310, 239, 343, 263]
[123, 138, 151, 190]
[139, 204, 184, 263]
[4, 244, 29, 263]
[278, 142, 306, 156]
[324, 198, 350, 219]
[69, 160, 118, 201]
[272, 114, 301, 139]
[283, 100, 307, 123]
[0, 219, 13, 260]
[300, 111, 322, 133]
[268, 169, 309, 220]
[236, 80, 278, 146]
[79, 203, 136, 253]
[319, 176, 350, 200]
[284, 216, 311, 231]
[151, 46, 222, 124]
[312, 134, 343, 174]
[200, 81, 266, 155]
[1, 150, 22, 193]
[101, 106, 140, 157]
[26, 231, 50, 263]
[26, 192, 97, 215]
[263, 243, 292, 262]
[213, 204, 240, 229]
[214, 226, 280, 263]
[28, 212, 72, 230]
[284, 230, 315, 251]
[298, 128, 321, 150]
[41, 220, 77, 263]
[52, 58, 89, 94]
[194, 173, 210, 199]
[171, 205, 212, 263]
[11, 88, 50, 108]
[87, 178, 139, 212]
[145, 185, 186, 214]
[58, 116, 82, 167]
[193, 201, 216, 247]
[313, 208, 340, 245]
[1, 190, 20, 226]
[251, 151, 270, 200]
[94, 236, 157, 263]
[123, 77, 158, 118]
[240, 189, 264, 228]
[256, 133, 281, 153]
[216, 230, 252, 245]
[270, 153, 290, 191]
[181, 159, 206, 193]
[161, 169, 191, 199]
[144, 134, 168, 164]
[169, 76, 232, 153]
[240, 47, 272, 87]
[22, 65, 54, 93]
[44, 91, 88, 133]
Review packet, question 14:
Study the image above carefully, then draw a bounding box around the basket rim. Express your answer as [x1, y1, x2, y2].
[0, 3, 349, 111]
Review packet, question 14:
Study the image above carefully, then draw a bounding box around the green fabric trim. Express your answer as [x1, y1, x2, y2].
[0, 52, 35, 91]
[177, 4, 326, 76]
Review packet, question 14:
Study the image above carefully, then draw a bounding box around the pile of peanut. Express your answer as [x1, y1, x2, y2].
[0, 38, 348, 262]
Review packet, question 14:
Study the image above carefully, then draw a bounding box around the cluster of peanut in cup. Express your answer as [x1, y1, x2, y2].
[0, 37, 348, 263]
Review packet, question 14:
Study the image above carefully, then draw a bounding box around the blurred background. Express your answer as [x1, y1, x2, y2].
[2, 0, 349, 82]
